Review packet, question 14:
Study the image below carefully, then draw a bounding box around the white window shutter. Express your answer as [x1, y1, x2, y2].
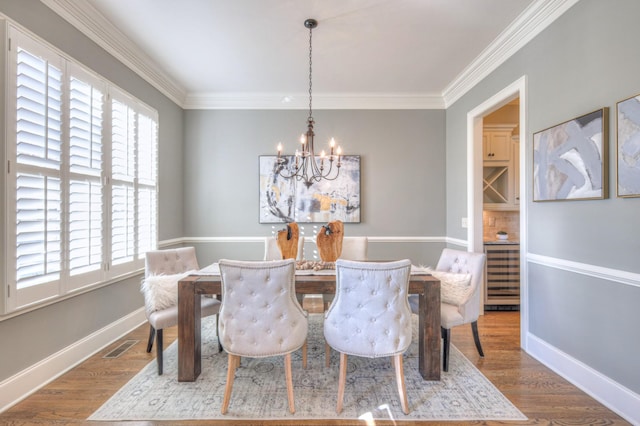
[15, 173, 62, 288]
[111, 183, 135, 265]
[13, 35, 63, 297]
[67, 67, 105, 286]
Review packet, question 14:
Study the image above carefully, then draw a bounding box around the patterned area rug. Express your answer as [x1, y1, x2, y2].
[89, 315, 526, 421]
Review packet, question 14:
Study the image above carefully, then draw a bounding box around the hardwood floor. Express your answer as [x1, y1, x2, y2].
[0, 305, 630, 425]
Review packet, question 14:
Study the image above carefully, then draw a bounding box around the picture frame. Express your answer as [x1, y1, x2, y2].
[259, 155, 361, 223]
[533, 108, 608, 202]
[616, 94, 640, 198]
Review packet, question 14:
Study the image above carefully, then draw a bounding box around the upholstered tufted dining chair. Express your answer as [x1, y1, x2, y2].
[142, 247, 220, 375]
[338, 236, 369, 261]
[218, 259, 308, 414]
[408, 248, 487, 372]
[323, 236, 369, 366]
[324, 259, 413, 414]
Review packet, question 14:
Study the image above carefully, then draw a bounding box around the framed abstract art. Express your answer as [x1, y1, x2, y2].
[259, 155, 361, 223]
[533, 108, 608, 201]
[616, 94, 640, 197]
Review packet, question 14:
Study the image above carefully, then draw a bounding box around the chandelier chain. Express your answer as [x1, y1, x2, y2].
[308, 24, 313, 120]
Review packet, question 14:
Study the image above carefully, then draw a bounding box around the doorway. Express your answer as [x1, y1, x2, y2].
[466, 76, 527, 349]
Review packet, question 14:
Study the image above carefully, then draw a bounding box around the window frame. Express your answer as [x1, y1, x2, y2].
[4, 24, 158, 314]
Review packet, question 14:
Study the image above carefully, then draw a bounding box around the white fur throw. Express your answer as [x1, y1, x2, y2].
[425, 267, 473, 306]
[140, 271, 196, 312]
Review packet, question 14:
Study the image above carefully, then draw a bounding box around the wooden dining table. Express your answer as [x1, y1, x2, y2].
[177, 267, 441, 382]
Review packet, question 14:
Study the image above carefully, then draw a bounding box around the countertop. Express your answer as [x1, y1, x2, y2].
[484, 240, 519, 245]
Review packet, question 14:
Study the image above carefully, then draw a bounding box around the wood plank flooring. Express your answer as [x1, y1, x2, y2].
[0, 304, 630, 425]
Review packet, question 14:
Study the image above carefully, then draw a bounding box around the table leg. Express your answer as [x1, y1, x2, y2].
[418, 280, 441, 380]
[178, 277, 202, 382]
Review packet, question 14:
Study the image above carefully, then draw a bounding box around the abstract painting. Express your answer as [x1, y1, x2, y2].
[259, 155, 360, 223]
[616, 94, 640, 197]
[533, 108, 608, 201]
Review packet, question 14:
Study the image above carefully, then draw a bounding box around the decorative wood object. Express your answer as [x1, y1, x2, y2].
[276, 222, 299, 259]
[316, 220, 344, 262]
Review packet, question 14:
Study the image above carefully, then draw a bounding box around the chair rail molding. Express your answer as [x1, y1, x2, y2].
[527, 253, 640, 289]
[166, 236, 454, 246]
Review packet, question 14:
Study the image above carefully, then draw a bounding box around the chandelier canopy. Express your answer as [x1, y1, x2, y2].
[276, 18, 342, 188]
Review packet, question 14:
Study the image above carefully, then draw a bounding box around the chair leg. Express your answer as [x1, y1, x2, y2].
[284, 353, 295, 414]
[336, 353, 348, 414]
[325, 342, 331, 367]
[302, 339, 308, 369]
[393, 354, 410, 414]
[221, 354, 239, 414]
[155, 328, 164, 375]
[471, 321, 485, 357]
[442, 327, 451, 372]
[146, 325, 155, 353]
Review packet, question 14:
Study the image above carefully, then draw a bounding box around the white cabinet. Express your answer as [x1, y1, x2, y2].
[483, 128, 511, 161]
[483, 125, 519, 210]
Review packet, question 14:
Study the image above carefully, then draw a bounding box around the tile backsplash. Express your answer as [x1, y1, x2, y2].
[483, 210, 519, 242]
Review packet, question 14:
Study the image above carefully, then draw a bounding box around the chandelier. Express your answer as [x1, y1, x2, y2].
[276, 18, 342, 188]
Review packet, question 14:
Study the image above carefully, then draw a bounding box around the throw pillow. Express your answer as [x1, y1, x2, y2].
[140, 271, 195, 312]
[425, 267, 473, 306]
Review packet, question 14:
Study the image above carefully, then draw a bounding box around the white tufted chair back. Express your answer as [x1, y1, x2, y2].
[218, 259, 308, 357]
[145, 247, 199, 278]
[338, 237, 368, 261]
[324, 259, 412, 358]
[436, 248, 486, 325]
[264, 237, 305, 261]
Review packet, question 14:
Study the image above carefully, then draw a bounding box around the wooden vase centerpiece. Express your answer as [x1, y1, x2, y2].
[316, 220, 344, 262]
[276, 222, 300, 259]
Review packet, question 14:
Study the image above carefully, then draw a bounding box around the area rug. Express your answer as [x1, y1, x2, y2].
[89, 315, 526, 422]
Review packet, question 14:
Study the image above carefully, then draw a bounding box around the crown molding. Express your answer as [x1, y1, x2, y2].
[183, 92, 445, 110]
[442, 0, 580, 107]
[41, 0, 576, 110]
[40, 0, 187, 106]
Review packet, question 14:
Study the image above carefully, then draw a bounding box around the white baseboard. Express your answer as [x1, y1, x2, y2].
[0, 308, 147, 413]
[526, 332, 640, 425]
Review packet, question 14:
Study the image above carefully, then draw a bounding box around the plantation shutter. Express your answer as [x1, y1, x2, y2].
[67, 65, 105, 287]
[14, 44, 63, 293]
[137, 113, 158, 258]
[111, 97, 136, 266]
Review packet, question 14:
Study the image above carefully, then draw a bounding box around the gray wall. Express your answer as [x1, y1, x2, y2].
[0, 0, 184, 381]
[445, 0, 640, 393]
[183, 109, 447, 266]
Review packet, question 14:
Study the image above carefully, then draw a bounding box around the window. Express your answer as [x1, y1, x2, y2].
[5, 26, 158, 312]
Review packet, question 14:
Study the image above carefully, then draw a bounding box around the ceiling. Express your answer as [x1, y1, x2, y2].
[41, 0, 573, 108]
